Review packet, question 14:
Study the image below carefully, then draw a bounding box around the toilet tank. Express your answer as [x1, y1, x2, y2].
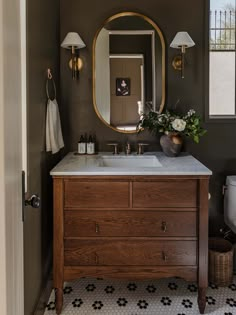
[224, 176, 236, 273]
[224, 176, 236, 234]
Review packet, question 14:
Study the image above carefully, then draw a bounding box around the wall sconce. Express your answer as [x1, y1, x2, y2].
[61, 32, 86, 79]
[170, 32, 195, 79]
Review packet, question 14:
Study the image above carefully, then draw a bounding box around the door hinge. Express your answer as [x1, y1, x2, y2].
[22, 170, 26, 222]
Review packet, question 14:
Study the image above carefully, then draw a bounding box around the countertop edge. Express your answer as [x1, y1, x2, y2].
[50, 152, 212, 176]
[50, 170, 212, 176]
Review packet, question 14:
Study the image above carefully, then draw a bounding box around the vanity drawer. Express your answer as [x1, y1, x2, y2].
[64, 210, 197, 237]
[64, 239, 197, 266]
[133, 180, 197, 208]
[64, 181, 129, 208]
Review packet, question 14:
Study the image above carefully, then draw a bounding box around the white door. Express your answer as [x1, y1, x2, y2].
[0, 0, 24, 314]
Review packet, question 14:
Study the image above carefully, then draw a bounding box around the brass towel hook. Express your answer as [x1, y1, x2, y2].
[47, 68, 53, 79]
[46, 69, 56, 100]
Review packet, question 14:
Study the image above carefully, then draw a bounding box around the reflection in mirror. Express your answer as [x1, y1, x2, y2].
[93, 12, 165, 133]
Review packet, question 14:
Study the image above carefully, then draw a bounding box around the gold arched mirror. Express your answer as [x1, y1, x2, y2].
[93, 12, 165, 133]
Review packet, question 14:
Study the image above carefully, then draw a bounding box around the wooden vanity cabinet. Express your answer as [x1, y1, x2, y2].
[53, 175, 209, 314]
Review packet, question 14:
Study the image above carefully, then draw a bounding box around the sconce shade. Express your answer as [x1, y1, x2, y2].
[170, 32, 195, 49]
[61, 32, 86, 49]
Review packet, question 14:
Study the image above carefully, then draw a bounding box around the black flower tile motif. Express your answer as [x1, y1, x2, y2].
[226, 298, 236, 307]
[44, 276, 236, 314]
[104, 285, 115, 294]
[117, 298, 128, 307]
[146, 285, 157, 293]
[63, 286, 73, 294]
[72, 298, 83, 308]
[127, 283, 137, 291]
[228, 283, 236, 291]
[161, 297, 172, 306]
[137, 300, 148, 309]
[46, 301, 55, 311]
[182, 299, 193, 308]
[209, 282, 218, 289]
[168, 282, 178, 290]
[206, 296, 216, 305]
[92, 301, 104, 310]
[187, 284, 197, 292]
[86, 284, 96, 292]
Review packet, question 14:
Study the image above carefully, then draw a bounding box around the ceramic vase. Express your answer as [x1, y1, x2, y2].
[160, 132, 183, 157]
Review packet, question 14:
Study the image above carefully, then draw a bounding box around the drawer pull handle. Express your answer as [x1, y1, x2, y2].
[162, 251, 167, 262]
[95, 253, 99, 265]
[95, 223, 100, 234]
[161, 221, 167, 232]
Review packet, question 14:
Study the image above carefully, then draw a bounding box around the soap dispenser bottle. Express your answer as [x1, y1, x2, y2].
[87, 134, 95, 155]
[78, 135, 86, 154]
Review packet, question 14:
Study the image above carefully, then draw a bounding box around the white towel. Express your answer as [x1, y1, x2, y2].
[46, 98, 64, 154]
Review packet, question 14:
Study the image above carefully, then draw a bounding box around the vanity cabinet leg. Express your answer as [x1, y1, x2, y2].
[198, 179, 209, 315]
[198, 287, 206, 314]
[53, 178, 64, 315]
[55, 288, 63, 315]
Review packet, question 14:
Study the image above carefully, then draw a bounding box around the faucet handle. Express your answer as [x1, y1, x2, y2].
[125, 142, 131, 155]
[137, 143, 149, 155]
[107, 143, 119, 155]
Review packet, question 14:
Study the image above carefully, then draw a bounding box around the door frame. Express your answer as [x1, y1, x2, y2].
[0, 0, 24, 313]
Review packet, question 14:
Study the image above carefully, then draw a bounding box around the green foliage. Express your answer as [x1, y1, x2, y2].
[137, 109, 207, 143]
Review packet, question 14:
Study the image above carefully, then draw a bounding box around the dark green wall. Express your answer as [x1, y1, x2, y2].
[25, 0, 60, 313]
[60, 0, 236, 235]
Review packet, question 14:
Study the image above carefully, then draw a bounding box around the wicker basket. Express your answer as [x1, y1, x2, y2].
[209, 238, 233, 286]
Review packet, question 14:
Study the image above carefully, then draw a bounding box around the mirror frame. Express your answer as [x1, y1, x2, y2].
[92, 11, 166, 134]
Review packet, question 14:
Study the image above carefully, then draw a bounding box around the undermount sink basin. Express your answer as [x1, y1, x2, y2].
[99, 155, 162, 168]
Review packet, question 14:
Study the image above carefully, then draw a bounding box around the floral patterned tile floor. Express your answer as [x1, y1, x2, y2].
[44, 276, 236, 315]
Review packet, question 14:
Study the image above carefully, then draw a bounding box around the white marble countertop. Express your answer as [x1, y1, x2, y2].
[50, 152, 212, 176]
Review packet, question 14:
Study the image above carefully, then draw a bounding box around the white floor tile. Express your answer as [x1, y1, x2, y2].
[44, 276, 236, 315]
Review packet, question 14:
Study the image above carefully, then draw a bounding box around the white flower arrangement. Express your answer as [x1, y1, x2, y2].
[137, 109, 206, 143]
[171, 118, 186, 132]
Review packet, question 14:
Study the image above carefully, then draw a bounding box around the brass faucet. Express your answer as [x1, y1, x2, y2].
[137, 143, 149, 155]
[107, 143, 119, 154]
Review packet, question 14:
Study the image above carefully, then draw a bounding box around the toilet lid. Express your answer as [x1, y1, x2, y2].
[226, 176, 236, 186]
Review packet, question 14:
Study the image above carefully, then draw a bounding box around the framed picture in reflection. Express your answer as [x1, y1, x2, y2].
[116, 78, 130, 96]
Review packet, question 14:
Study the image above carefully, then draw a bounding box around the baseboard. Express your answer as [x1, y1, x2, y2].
[33, 247, 53, 315]
[34, 276, 53, 315]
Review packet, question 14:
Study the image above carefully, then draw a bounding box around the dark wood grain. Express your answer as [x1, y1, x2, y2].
[55, 288, 63, 315]
[64, 210, 197, 237]
[64, 180, 129, 208]
[198, 179, 209, 314]
[64, 239, 197, 266]
[53, 178, 64, 314]
[65, 207, 197, 212]
[52, 175, 210, 314]
[133, 180, 197, 207]
[198, 287, 207, 314]
[64, 266, 198, 282]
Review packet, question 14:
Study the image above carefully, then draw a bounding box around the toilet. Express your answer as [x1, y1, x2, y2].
[224, 175, 236, 272]
[224, 176, 236, 233]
